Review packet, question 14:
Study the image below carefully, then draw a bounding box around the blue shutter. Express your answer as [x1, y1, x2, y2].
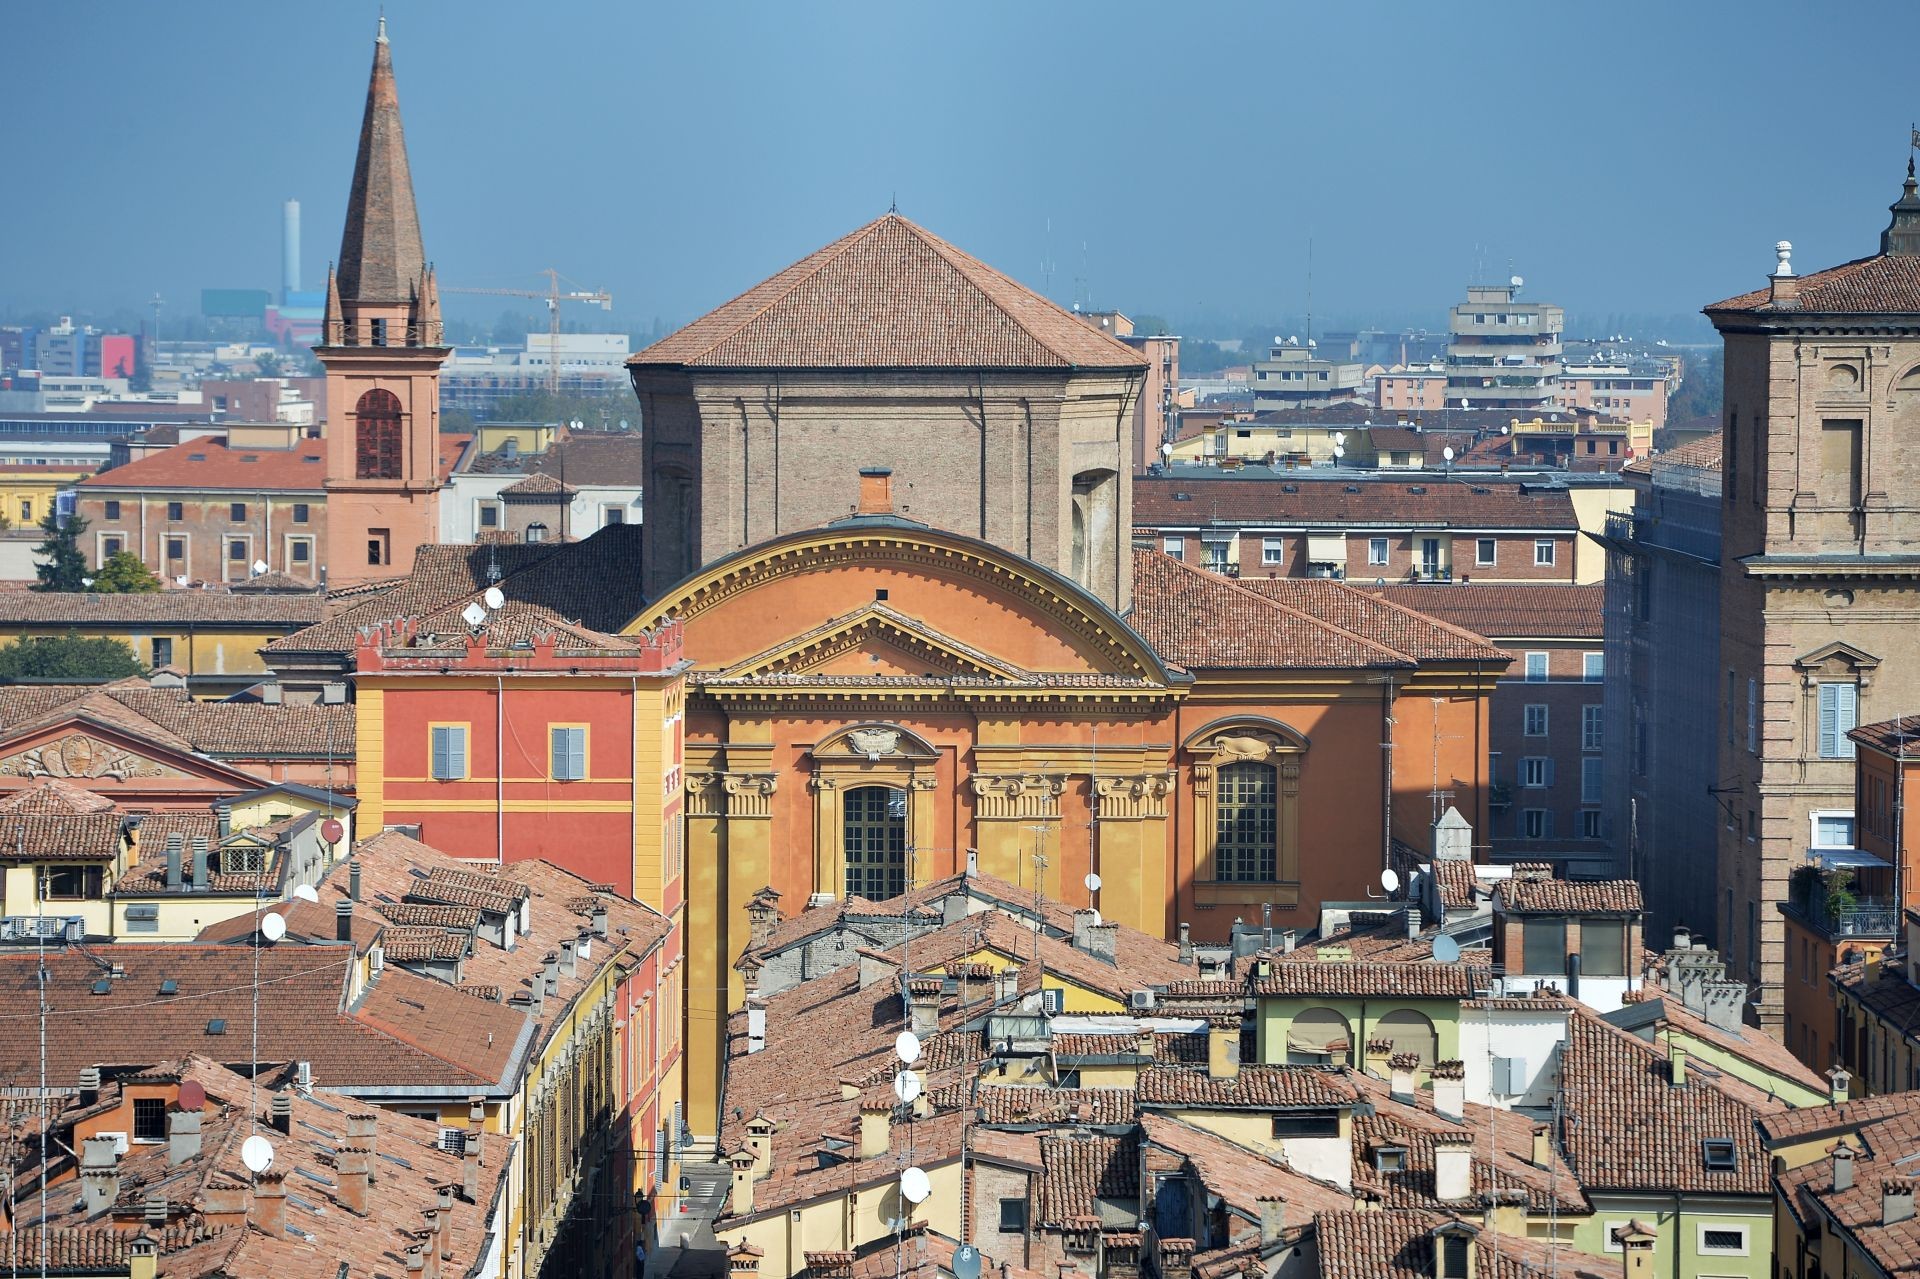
[1543, 757, 1555, 787]
[432, 727, 449, 779]
[571, 729, 586, 778]
[1837, 683, 1858, 758]
[452, 727, 467, 778]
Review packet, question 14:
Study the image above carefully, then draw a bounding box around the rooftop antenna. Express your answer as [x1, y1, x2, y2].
[1305, 236, 1314, 347]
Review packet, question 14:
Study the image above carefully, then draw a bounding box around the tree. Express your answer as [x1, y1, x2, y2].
[31, 510, 90, 593]
[92, 551, 163, 594]
[254, 350, 284, 378]
[0, 632, 144, 682]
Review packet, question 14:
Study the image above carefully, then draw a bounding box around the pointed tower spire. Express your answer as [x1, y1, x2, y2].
[337, 18, 427, 309]
[1883, 155, 1920, 256]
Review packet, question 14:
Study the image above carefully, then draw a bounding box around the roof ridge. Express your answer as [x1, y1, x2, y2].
[1161, 552, 1413, 665]
[1337, 581, 1508, 654]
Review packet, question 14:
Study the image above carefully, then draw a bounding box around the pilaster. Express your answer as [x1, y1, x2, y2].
[970, 773, 1065, 897]
[1094, 773, 1174, 938]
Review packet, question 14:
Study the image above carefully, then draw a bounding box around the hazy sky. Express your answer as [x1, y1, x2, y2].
[7, 2, 1920, 337]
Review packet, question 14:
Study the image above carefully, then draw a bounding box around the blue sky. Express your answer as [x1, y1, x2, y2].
[5, 1, 1920, 336]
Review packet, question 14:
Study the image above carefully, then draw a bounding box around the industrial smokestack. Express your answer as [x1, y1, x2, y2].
[282, 199, 301, 300]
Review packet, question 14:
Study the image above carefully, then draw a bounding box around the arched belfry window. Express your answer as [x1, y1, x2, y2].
[354, 388, 404, 479]
[844, 785, 907, 900]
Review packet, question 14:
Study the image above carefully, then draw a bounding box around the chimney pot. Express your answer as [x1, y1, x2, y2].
[461, 1133, 481, 1202]
[270, 1092, 292, 1135]
[338, 1147, 371, 1215]
[1883, 1176, 1916, 1227]
[349, 860, 362, 902]
[559, 938, 576, 978]
[1178, 922, 1193, 964]
[1207, 1021, 1240, 1081]
[1669, 1044, 1687, 1086]
[190, 836, 209, 890]
[1829, 1066, 1851, 1104]
[252, 1169, 287, 1236]
[77, 1065, 100, 1107]
[1834, 1145, 1856, 1193]
[144, 1195, 167, 1224]
[335, 898, 353, 942]
[1431, 1060, 1465, 1122]
[856, 467, 895, 515]
[592, 902, 609, 938]
[164, 834, 183, 891]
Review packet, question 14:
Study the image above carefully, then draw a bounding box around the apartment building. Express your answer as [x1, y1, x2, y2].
[1560, 359, 1671, 429]
[1445, 282, 1564, 410]
[1249, 338, 1366, 411]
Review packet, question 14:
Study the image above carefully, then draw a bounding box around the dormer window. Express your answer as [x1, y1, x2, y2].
[1701, 1138, 1737, 1172]
[1373, 1145, 1407, 1173]
[1439, 1232, 1470, 1279]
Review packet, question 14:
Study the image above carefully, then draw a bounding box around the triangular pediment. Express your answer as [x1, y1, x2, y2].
[716, 604, 1033, 682]
[0, 715, 265, 792]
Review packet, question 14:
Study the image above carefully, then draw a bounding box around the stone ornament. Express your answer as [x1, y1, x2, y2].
[0, 736, 169, 781]
[845, 728, 901, 758]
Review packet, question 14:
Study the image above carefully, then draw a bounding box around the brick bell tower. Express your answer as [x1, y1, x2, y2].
[316, 17, 449, 586]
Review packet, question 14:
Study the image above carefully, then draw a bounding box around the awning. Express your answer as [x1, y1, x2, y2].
[1809, 847, 1891, 870]
[1306, 533, 1346, 562]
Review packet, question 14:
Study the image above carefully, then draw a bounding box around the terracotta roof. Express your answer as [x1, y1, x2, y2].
[0, 780, 125, 861]
[1034, 1131, 1139, 1227]
[1233, 579, 1512, 661]
[0, 1225, 217, 1272]
[630, 213, 1148, 372]
[1495, 876, 1644, 915]
[1771, 1090, 1920, 1273]
[80, 438, 327, 492]
[1134, 476, 1579, 530]
[1832, 959, 1920, 1033]
[335, 27, 426, 306]
[497, 470, 576, 497]
[1654, 431, 1723, 473]
[1709, 251, 1920, 315]
[1136, 1064, 1356, 1110]
[0, 588, 324, 626]
[108, 687, 355, 758]
[228, 570, 320, 594]
[846, 1230, 1049, 1279]
[1314, 1210, 1613, 1279]
[1250, 960, 1488, 998]
[1130, 550, 1410, 671]
[1347, 1074, 1586, 1216]
[373, 598, 647, 658]
[1138, 1112, 1354, 1228]
[1366, 584, 1605, 641]
[1433, 859, 1480, 910]
[1758, 1091, 1915, 1144]
[1850, 714, 1920, 758]
[1557, 1009, 1769, 1195]
[973, 1086, 1138, 1127]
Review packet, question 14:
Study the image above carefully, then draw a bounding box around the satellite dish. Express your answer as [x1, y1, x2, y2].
[1381, 868, 1401, 893]
[1084, 872, 1102, 893]
[894, 1030, 922, 1065]
[482, 586, 506, 609]
[1432, 934, 1463, 963]
[292, 884, 320, 903]
[1510, 274, 1525, 289]
[899, 1166, 931, 1205]
[461, 601, 488, 628]
[241, 1135, 274, 1173]
[320, 818, 344, 845]
[178, 1080, 206, 1110]
[1443, 446, 1455, 462]
[251, 559, 268, 576]
[953, 1245, 983, 1279]
[81, 578, 93, 589]
[260, 912, 288, 943]
[893, 1069, 923, 1104]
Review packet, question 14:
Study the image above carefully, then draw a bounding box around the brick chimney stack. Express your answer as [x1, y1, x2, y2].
[253, 1170, 287, 1236]
[857, 467, 895, 515]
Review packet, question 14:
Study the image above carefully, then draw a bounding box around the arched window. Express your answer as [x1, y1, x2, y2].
[1286, 1007, 1352, 1064]
[1375, 1009, 1438, 1067]
[844, 785, 907, 900]
[1070, 500, 1088, 584]
[1214, 761, 1277, 881]
[354, 389, 404, 479]
[525, 522, 549, 544]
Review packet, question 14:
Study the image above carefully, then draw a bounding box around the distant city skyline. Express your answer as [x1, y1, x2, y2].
[5, 1, 1920, 339]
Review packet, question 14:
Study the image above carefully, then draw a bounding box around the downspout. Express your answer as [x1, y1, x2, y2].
[262, 488, 271, 572]
[496, 674, 506, 865]
[1382, 674, 1397, 874]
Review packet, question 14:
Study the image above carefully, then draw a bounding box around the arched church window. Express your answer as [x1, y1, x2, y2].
[525, 522, 549, 544]
[1214, 761, 1277, 881]
[1071, 500, 1088, 584]
[844, 785, 907, 900]
[354, 388, 404, 479]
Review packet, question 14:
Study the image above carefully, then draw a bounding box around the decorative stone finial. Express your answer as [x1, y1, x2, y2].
[1773, 241, 1794, 278]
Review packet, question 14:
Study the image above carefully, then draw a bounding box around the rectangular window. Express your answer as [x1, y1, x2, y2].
[229, 502, 246, 523]
[1697, 1224, 1748, 1256]
[1368, 537, 1389, 566]
[430, 725, 468, 781]
[367, 529, 390, 567]
[166, 537, 185, 562]
[1818, 682, 1858, 759]
[1534, 539, 1555, 566]
[1582, 918, 1626, 976]
[1520, 757, 1550, 788]
[1812, 813, 1855, 848]
[1477, 538, 1496, 566]
[602, 504, 626, 526]
[1820, 420, 1863, 508]
[479, 503, 500, 529]
[1270, 1112, 1341, 1138]
[1161, 536, 1183, 561]
[1581, 757, 1603, 804]
[1203, 539, 1230, 572]
[998, 1199, 1027, 1233]
[102, 536, 123, 558]
[1262, 536, 1284, 565]
[1580, 809, 1603, 839]
[227, 540, 247, 563]
[1746, 677, 1758, 753]
[133, 1097, 167, 1143]
[104, 500, 120, 520]
[1525, 652, 1549, 682]
[42, 866, 104, 900]
[1524, 705, 1549, 737]
[167, 501, 183, 521]
[151, 638, 172, 668]
[1582, 652, 1604, 682]
[550, 726, 587, 781]
[1522, 808, 1549, 839]
[1582, 705, 1603, 751]
[290, 540, 311, 564]
[292, 503, 310, 524]
[19, 499, 31, 522]
[1522, 916, 1566, 973]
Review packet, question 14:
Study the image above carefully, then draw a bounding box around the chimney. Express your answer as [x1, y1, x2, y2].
[941, 891, 968, 925]
[1405, 906, 1420, 941]
[1883, 1177, 1916, 1227]
[252, 1169, 287, 1236]
[1669, 1044, 1686, 1087]
[421, 1209, 443, 1279]
[856, 467, 895, 515]
[591, 901, 609, 939]
[337, 1147, 371, 1215]
[1671, 923, 1691, 952]
[728, 1241, 764, 1279]
[1431, 806, 1472, 861]
[164, 833, 183, 891]
[1829, 1066, 1851, 1104]
[406, 1248, 425, 1276]
[1768, 241, 1799, 306]
[1389, 1053, 1417, 1103]
[1072, 909, 1096, 953]
[1281, 928, 1296, 954]
[907, 977, 941, 1040]
[993, 966, 1019, 1005]
[167, 1107, 202, 1165]
[335, 898, 353, 942]
[1431, 1060, 1465, 1122]
[1207, 1020, 1239, 1080]
[1833, 1145, 1855, 1192]
[726, 1148, 756, 1217]
[745, 1000, 767, 1053]
[1365, 1039, 1394, 1075]
[744, 1111, 775, 1175]
[190, 836, 209, 890]
[576, 927, 593, 964]
[349, 860, 362, 902]
[270, 1091, 292, 1135]
[1086, 922, 1118, 965]
[806, 1253, 857, 1279]
[746, 887, 780, 947]
[859, 1101, 891, 1158]
[1156, 1237, 1194, 1279]
[1257, 1196, 1286, 1246]
[1177, 922, 1193, 964]
[461, 1132, 481, 1202]
[1612, 1221, 1657, 1278]
[143, 1195, 167, 1225]
[346, 1112, 379, 1177]
[1531, 1125, 1552, 1170]
[77, 1065, 100, 1108]
[858, 950, 894, 990]
[128, 1233, 158, 1279]
[559, 936, 577, 978]
[542, 951, 560, 999]
[215, 804, 231, 837]
[79, 1135, 121, 1215]
[1434, 1133, 1473, 1203]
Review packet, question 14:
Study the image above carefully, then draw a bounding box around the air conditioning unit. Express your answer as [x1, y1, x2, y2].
[1128, 990, 1156, 1011]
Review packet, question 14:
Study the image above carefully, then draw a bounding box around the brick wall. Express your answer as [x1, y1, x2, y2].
[77, 490, 324, 584]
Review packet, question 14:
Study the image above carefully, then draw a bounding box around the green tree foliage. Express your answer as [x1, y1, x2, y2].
[92, 551, 163, 594]
[31, 510, 89, 593]
[0, 633, 144, 682]
[1664, 347, 1723, 429]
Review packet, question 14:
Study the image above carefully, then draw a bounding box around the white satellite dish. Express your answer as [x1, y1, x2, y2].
[893, 1069, 923, 1104]
[894, 1030, 922, 1065]
[1432, 934, 1463, 963]
[292, 884, 320, 903]
[461, 601, 488, 628]
[241, 1135, 274, 1173]
[1084, 872, 1102, 893]
[1510, 274, 1525, 289]
[482, 586, 505, 610]
[1380, 868, 1401, 893]
[899, 1166, 931, 1204]
[260, 912, 287, 943]
[251, 559, 268, 576]
[1443, 446, 1455, 462]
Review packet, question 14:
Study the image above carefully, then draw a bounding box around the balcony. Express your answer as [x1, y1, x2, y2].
[1784, 882, 1899, 941]
[1488, 784, 1513, 810]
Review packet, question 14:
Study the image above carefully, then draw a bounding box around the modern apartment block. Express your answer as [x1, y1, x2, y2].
[1703, 166, 1920, 1032]
[1445, 282, 1565, 410]
[1250, 338, 1366, 411]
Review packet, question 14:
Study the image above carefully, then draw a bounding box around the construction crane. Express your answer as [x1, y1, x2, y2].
[444, 268, 613, 393]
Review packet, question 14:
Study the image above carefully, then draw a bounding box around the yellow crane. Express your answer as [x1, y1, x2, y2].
[444, 268, 613, 393]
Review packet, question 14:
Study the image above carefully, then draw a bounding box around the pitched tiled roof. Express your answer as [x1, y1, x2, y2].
[1849, 714, 1920, 758]
[1134, 476, 1579, 530]
[973, 1086, 1138, 1127]
[1367, 584, 1605, 641]
[1771, 1090, 1920, 1273]
[1034, 1132, 1139, 1227]
[497, 470, 576, 497]
[1138, 1112, 1354, 1229]
[1131, 550, 1410, 671]
[1136, 1064, 1356, 1110]
[80, 438, 327, 492]
[1234, 579, 1511, 661]
[1654, 431, 1723, 473]
[1314, 1210, 1613, 1279]
[1495, 876, 1644, 915]
[1557, 1010, 1769, 1195]
[0, 781, 125, 861]
[630, 213, 1147, 372]
[1250, 960, 1488, 998]
[0, 682, 352, 762]
[462, 431, 646, 486]
[0, 588, 324, 626]
[1709, 252, 1920, 314]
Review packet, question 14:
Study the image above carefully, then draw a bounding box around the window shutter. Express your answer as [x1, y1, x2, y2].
[451, 728, 466, 778]
[1838, 683, 1858, 758]
[432, 728, 449, 779]
[1543, 758, 1555, 787]
[571, 730, 586, 778]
